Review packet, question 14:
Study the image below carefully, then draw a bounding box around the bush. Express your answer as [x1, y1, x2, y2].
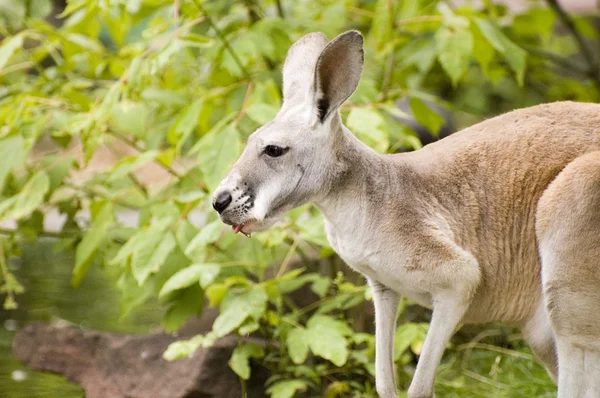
[0, 0, 598, 396]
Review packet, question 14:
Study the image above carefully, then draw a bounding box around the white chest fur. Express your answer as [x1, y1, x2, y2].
[323, 218, 433, 308]
[324, 219, 375, 273]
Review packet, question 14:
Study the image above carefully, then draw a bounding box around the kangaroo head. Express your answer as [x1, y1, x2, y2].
[212, 31, 364, 234]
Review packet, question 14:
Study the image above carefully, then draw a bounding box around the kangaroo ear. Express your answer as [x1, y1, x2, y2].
[282, 32, 329, 106]
[314, 30, 364, 123]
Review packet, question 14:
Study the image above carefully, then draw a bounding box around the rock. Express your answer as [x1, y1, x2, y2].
[13, 323, 269, 398]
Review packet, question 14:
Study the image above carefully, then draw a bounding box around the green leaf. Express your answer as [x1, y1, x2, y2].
[192, 123, 242, 191]
[176, 220, 198, 252]
[474, 18, 527, 86]
[409, 98, 445, 137]
[178, 33, 213, 47]
[95, 82, 122, 127]
[0, 197, 17, 217]
[238, 319, 260, 335]
[28, 0, 53, 19]
[206, 283, 227, 307]
[0, 135, 24, 192]
[346, 108, 389, 153]
[470, 22, 495, 78]
[162, 284, 204, 333]
[296, 212, 331, 249]
[306, 315, 350, 366]
[66, 33, 103, 53]
[72, 201, 114, 287]
[132, 231, 176, 285]
[311, 276, 331, 298]
[266, 380, 308, 398]
[435, 17, 473, 86]
[108, 150, 159, 182]
[513, 8, 555, 42]
[5, 171, 50, 220]
[58, 0, 88, 17]
[394, 322, 428, 360]
[167, 99, 203, 153]
[185, 220, 223, 256]
[110, 101, 150, 138]
[43, 155, 74, 191]
[213, 305, 249, 338]
[141, 88, 189, 106]
[370, 0, 395, 53]
[163, 334, 204, 361]
[286, 328, 309, 365]
[0, 34, 23, 70]
[246, 103, 278, 125]
[213, 287, 267, 337]
[229, 342, 265, 380]
[159, 263, 221, 298]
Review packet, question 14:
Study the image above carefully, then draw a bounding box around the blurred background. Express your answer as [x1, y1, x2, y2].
[0, 0, 598, 397]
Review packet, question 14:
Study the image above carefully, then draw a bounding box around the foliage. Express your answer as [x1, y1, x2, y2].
[0, 0, 598, 396]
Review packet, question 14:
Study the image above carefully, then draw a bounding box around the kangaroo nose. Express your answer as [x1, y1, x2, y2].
[213, 191, 232, 213]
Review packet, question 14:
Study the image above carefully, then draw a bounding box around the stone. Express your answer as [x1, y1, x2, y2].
[12, 323, 269, 398]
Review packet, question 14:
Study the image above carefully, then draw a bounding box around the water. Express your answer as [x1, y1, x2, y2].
[0, 240, 164, 398]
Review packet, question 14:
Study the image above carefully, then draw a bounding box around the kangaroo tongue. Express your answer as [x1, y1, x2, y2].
[232, 224, 243, 234]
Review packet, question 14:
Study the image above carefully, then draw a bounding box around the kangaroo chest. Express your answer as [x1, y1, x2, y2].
[323, 219, 433, 308]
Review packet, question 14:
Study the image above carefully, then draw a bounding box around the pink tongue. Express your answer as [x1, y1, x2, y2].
[232, 225, 242, 234]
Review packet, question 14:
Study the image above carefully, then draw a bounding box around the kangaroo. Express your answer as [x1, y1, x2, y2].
[212, 30, 600, 398]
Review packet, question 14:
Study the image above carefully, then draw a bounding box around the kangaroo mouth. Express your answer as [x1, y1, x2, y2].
[232, 220, 255, 235]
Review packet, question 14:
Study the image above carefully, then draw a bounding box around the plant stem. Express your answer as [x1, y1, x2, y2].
[0, 227, 80, 239]
[276, 237, 299, 278]
[524, 46, 589, 75]
[110, 130, 181, 178]
[192, 0, 252, 81]
[173, 0, 180, 27]
[104, 139, 149, 195]
[0, 61, 35, 76]
[63, 181, 140, 211]
[233, 82, 255, 125]
[275, 0, 285, 19]
[546, 0, 600, 91]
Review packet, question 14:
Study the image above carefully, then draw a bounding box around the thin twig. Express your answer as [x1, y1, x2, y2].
[104, 139, 148, 195]
[64, 181, 140, 211]
[174, 0, 180, 27]
[191, 0, 252, 80]
[233, 82, 255, 125]
[379, 52, 396, 102]
[349, 6, 375, 18]
[276, 237, 299, 278]
[109, 130, 183, 179]
[397, 15, 444, 26]
[524, 46, 589, 75]
[275, 0, 285, 19]
[139, 16, 206, 60]
[0, 227, 80, 239]
[243, 0, 261, 23]
[456, 342, 533, 360]
[546, 0, 600, 90]
[0, 61, 35, 76]
[462, 369, 509, 390]
[109, 129, 209, 193]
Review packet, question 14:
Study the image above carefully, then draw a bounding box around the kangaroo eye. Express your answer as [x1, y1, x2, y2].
[264, 145, 288, 157]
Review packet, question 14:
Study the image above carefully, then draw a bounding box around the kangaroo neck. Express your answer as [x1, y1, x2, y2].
[314, 126, 390, 230]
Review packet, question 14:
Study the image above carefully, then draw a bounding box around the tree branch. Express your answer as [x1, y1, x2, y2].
[191, 0, 251, 81]
[108, 130, 209, 193]
[0, 227, 80, 239]
[546, 0, 600, 90]
[524, 46, 589, 75]
[275, 0, 285, 19]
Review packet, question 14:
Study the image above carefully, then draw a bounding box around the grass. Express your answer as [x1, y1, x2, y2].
[434, 326, 556, 397]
